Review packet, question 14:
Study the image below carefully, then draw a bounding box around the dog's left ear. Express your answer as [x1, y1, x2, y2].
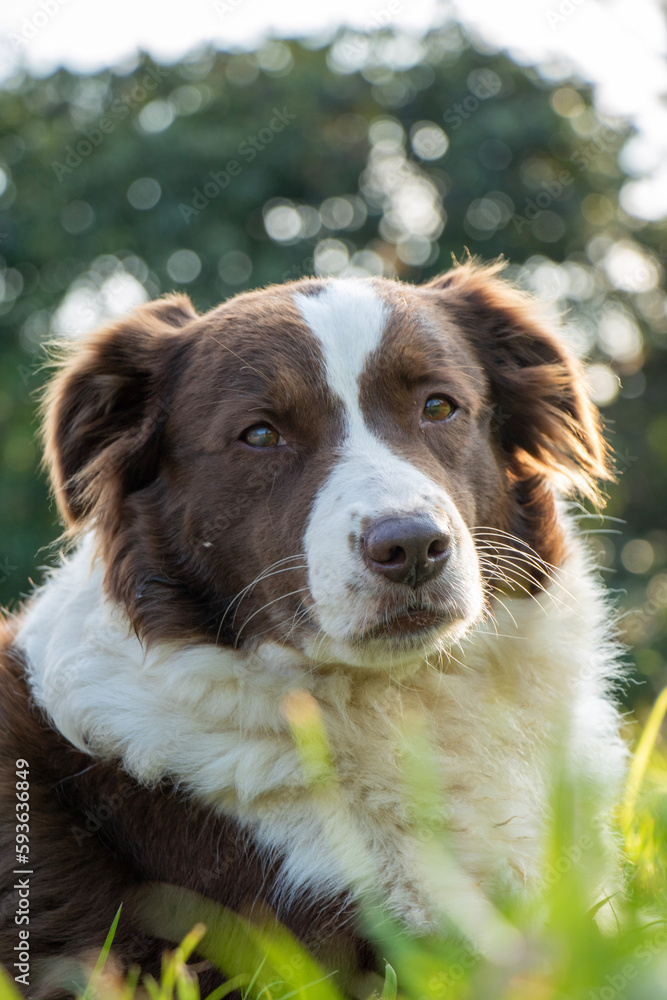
[426, 260, 613, 504]
[426, 260, 614, 577]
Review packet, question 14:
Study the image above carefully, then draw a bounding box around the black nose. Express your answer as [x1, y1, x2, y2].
[361, 515, 451, 588]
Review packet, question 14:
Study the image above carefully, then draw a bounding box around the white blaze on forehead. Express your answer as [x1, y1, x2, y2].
[294, 280, 484, 664]
[294, 280, 387, 425]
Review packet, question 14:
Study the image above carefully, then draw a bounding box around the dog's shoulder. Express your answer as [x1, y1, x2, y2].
[0, 627, 372, 996]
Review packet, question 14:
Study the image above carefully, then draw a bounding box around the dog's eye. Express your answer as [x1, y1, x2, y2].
[423, 396, 456, 421]
[241, 424, 285, 448]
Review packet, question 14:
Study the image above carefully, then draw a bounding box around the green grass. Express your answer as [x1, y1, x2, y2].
[3, 693, 667, 1000]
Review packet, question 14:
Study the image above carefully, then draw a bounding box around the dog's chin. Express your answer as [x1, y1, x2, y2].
[299, 610, 474, 671]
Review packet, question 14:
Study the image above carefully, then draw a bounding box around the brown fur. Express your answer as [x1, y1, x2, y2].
[425, 261, 610, 496]
[39, 265, 611, 649]
[424, 261, 611, 578]
[0, 624, 374, 998]
[42, 286, 341, 648]
[1, 263, 613, 996]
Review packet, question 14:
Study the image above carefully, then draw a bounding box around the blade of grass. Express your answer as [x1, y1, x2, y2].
[622, 685, 667, 845]
[203, 973, 251, 1000]
[121, 965, 141, 1000]
[173, 925, 206, 1000]
[81, 905, 123, 1000]
[175, 967, 200, 1000]
[135, 885, 344, 1000]
[142, 974, 162, 1000]
[378, 962, 397, 1000]
[0, 965, 24, 1000]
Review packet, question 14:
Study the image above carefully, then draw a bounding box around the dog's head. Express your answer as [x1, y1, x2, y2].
[43, 261, 610, 669]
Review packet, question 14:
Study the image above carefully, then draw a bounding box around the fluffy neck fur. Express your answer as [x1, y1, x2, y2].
[16, 525, 626, 937]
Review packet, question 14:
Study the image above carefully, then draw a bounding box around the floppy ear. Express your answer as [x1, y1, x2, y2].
[42, 294, 197, 528]
[426, 259, 614, 579]
[427, 259, 612, 504]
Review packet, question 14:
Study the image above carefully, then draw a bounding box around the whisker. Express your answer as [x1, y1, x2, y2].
[487, 559, 575, 609]
[235, 587, 311, 644]
[225, 559, 308, 629]
[570, 513, 626, 524]
[478, 553, 563, 597]
[579, 529, 624, 536]
[282, 601, 313, 643]
[473, 545, 576, 600]
[222, 554, 306, 614]
[441, 645, 473, 673]
[472, 529, 578, 603]
[242, 606, 312, 645]
[478, 556, 572, 614]
[478, 560, 534, 598]
[470, 526, 558, 567]
[474, 629, 528, 640]
[487, 593, 519, 630]
[472, 535, 557, 571]
[229, 563, 309, 626]
[214, 557, 308, 644]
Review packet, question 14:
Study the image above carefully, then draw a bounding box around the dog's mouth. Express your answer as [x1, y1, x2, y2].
[359, 606, 452, 642]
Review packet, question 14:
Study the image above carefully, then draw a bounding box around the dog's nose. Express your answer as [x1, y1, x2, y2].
[361, 515, 451, 588]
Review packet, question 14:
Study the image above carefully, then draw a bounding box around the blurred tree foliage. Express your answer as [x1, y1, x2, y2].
[0, 25, 665, 705]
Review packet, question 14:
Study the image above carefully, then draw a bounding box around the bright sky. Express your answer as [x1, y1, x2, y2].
[0, 0, 666, 219]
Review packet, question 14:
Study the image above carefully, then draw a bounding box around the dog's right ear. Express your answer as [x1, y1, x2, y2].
[42, 294, 197, 528]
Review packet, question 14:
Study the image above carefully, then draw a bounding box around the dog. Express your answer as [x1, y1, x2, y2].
[0, 260, 627, 997]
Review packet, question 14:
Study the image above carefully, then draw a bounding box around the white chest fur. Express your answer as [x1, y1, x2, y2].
[17, 531, 626, 939]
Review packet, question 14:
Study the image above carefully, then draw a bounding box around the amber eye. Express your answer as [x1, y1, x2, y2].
[242, 425, 284, 448]
[423, 396, 455, 421]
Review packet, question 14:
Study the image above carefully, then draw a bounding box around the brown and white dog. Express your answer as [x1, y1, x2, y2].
[0, 261, 627, 996]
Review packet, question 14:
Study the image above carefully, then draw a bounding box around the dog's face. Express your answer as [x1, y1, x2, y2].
[43, 263, 609, 669]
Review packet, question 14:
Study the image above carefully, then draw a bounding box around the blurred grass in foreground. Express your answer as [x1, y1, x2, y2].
[2, 691, 667, 1000]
